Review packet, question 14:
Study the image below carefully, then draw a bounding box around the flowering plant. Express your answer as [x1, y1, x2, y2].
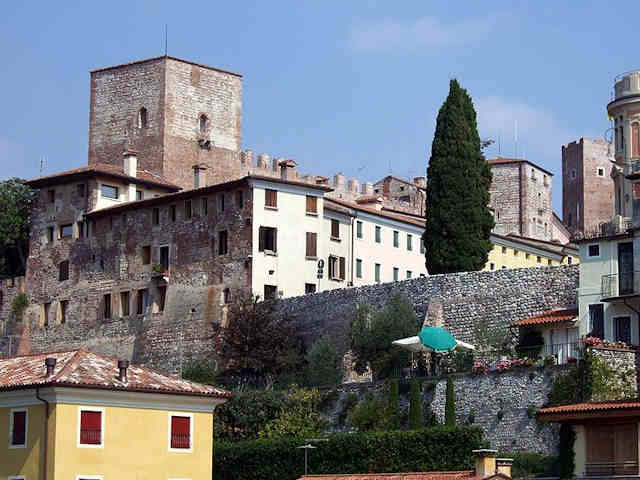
[582, 336, 603, 347]
[472, 361, 489, 375]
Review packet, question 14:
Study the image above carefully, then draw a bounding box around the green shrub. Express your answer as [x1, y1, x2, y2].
[259, 385, 326, 439]
[388, 379, 400, 430]
[215, 426, 485, 480]
[445, 376, 456, 427]
[214, 390, 286, 441]
[11, 293, 27, 318]
[526, 404, 537, 419]
[338, 393, 358, 426]
[408, 379, 423, 429]
[181, 359, 218, 385]
[557, 423, 576, 479]
[305, 335, 342, 387]
[547, 366, 583, 406]
[466, 409, 475, 425]
[500, 451, 557, 478]
[348, 393, 386, 432]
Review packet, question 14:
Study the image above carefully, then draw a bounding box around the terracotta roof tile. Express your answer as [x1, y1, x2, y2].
[538, 398, 640, 416]
[511, 308, 577, 327]
[326, 198, 425, 228]
[26, 163, 180, 190]
[299, 471, 477, 480]
[0, 349, 231, 399]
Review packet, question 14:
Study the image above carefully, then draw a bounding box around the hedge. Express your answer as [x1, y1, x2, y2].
[215, 426, 485, 480]
[500, 451, 558, 478]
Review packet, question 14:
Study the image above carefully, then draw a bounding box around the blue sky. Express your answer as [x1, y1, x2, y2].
[0, 1, 634, 214]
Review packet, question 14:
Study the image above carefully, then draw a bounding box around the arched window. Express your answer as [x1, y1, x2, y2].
[199, 114, 208, 133]
[223, 287, 231, 304]
[137, 107, 148, 129]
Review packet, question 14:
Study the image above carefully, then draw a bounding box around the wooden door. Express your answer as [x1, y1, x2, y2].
[619, 242, 634, 295]
[586, 424, 638, 476]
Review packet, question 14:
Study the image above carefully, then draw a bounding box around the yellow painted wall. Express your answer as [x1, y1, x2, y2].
[483, 243, 579, 271]
[52, 403, 213, 480]
[0, 403, 54, 480]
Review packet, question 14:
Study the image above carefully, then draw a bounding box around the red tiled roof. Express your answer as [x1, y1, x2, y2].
[26, 163, 180, 191]
[355, 196, 383, 204]
[300, 471, 477, 480]
[538, 398, 640, 416]
[0, 350, 231, 399]
[511, 308, 577, 327]
[326, 198, 425, 228]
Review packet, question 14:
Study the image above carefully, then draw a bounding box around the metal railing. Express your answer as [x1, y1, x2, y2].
[514, 342, 582, 365]
[573, 216, 631, 241]
[585, 460, 639, 476]
[625, 157, 640, 176]
[602, 271, 640, 298]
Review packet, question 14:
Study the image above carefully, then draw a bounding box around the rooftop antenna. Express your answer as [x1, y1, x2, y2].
[164, 24, 168, 56]
[498, 135, 501, 155]
[40, 156, 46, 173]
[514, 120, 519, 158]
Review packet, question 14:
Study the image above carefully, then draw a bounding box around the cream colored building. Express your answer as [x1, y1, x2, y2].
[484, 233, 579, 272]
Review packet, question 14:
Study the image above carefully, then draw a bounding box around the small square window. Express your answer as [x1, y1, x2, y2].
[185, 200, 192, 220]
[306, 196, 317, 214]
[597, 167, 605, 177]
[136, 190, 143, 201]
[537, 256, 542, 263]
[265, 189, 277, 208]
[47, 189, 55, 203]
[393, 231, 399, 248]
[59, 260, 69, 281]
[305, 283, 316, 294]
[137, 289, 149, 315]
[356, 221, 363, 239]
[141, 246, 151, 265]
[501, 246, 507, 254]
[59, 299, 68, 324]
[356, 259, 363, 278]
[393, 267, 399, 281]
[375, 263, 381, 283]
[406, 270, 412, 279]
[219, 230, 229, 255]
[375, 226, 381, 244]
[548, 259, 553, 266]
[152, 208, 160, 225]
[331, 219, 340, 240]
[236, 190, 244, 209]
[47, 226, 54, 243]
[60, 224, 73, 238]
[570, 169, 576, 180]
[103, 294, 111, 319]
[201, 198, 208, 216]
[258, 227, 276, 253]
[170, 205, 176, 222]
[489, 263, 495, 270]
[588, 244, 600, 257]
[407, 234, 412, 251]
[101, 184, 118, 200]
[218, 194, 225, 212]
[120, 291, 130, 316]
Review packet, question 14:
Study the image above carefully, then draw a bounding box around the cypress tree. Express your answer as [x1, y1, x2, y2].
[445, 376, 456, 427]
[423, 79, 494, 274]
[388, 378, 400, 429]
[408, 379, 422, 429]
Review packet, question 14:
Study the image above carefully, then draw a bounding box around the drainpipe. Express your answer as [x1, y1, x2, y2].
[36, 387, 50, 480]
[350, 215, 355, 286]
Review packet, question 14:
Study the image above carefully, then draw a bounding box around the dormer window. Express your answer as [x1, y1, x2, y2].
[137, 107, 147, 129]
[199, 114, 208, 133]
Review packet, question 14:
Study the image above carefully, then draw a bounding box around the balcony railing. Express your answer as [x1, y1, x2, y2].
[625, 158, 640, 177]
[516, 342, 582, 365]
[602, 271, 640, 298]
[585, 460, 639, 477]
[574, 216, 631, 241]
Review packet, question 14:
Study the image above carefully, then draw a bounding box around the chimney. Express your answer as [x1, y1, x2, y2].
[273, 156, 283, 172]
[257, 153, 270, 169]
[496, 458, 513, 478]
[362, 182, 374, 195]
[473, 450, 499, 478]
[348, 178, 360, 194]
[241, 149, 254, 167]
[279, 159, 297, 180]
[45, 357, 57, 377]
[333, 173, 346, 190]
[193, 164, 208, 189]
[315, 176, 330, 186]
[123, 150, 138, 178]
[117, 359, 130, 383]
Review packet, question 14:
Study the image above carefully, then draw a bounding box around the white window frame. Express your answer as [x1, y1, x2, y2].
[168, 412, 194, 453]
[77, 407, 105, 449]
[587, 243, 601, 258]
[9, 407, 28, 449]
[9, 476, 26, 480]
[597, 167, 605, 177]
[100, 184, 119, 201]
[76, 476, 103, 480]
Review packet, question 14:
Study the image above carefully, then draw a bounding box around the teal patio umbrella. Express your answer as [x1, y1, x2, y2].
[417, 326, 458, 353]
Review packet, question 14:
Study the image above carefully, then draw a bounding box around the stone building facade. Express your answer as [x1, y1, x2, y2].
[562, 138, 614, 237]
[488, 158, 558, 242]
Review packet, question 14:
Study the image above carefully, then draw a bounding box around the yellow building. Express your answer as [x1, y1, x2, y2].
[484, 233, 579, 272]
[0, 349, 231, 480]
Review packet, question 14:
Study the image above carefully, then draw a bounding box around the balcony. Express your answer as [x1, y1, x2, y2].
[601, 271, 640, 301]
[516, 342, 582, 365]
[584, 460, 639, 477]
[624, 157, 640, 178]
[573, 216, 631, 241]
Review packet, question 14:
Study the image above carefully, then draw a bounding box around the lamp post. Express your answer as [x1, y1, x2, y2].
[297, 443, 317, 476]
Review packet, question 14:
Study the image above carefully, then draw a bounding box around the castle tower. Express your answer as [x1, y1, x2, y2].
[607, 71, 640, 220]
[562, 138, 613, 236]
[88, 56, 243, 189]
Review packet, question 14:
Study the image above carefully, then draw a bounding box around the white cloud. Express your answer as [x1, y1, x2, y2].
[474, 96, 586, 160]
[348, 14, 506, 53]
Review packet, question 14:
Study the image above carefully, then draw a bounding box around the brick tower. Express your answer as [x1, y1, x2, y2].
[88, 56, 243, 189]
[562, 138, 614, 236]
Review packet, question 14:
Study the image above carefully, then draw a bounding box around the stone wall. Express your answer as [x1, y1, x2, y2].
[489, 163, 522, 237]
[588, 346, 638, 401]
[278, 264, 579, 354]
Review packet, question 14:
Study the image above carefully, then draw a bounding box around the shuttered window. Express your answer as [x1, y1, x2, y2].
[11, 410, 26, 446]
[80, 410, 102, 445]
[306, 232, 317, 258]
[306, 196, 317, 214]
[339, 257, 345, 280]
[265, 189, 277, 208]
[170, 415, 191, 450]
[259, 227, 277, 253]
[331, 219, 340, 239]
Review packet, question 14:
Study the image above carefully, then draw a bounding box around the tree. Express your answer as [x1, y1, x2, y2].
[350, 294, 419, 379]
[213, 293, 305, 386]
[305, 335, 342, 387]
[423, 79, 494, 274]
[408, 379, 423, 429]
[0, 178, 36, 277]
[445, 376, 456, 427]
[388, 378, 400, 430]
[259, 385, 326, 439]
